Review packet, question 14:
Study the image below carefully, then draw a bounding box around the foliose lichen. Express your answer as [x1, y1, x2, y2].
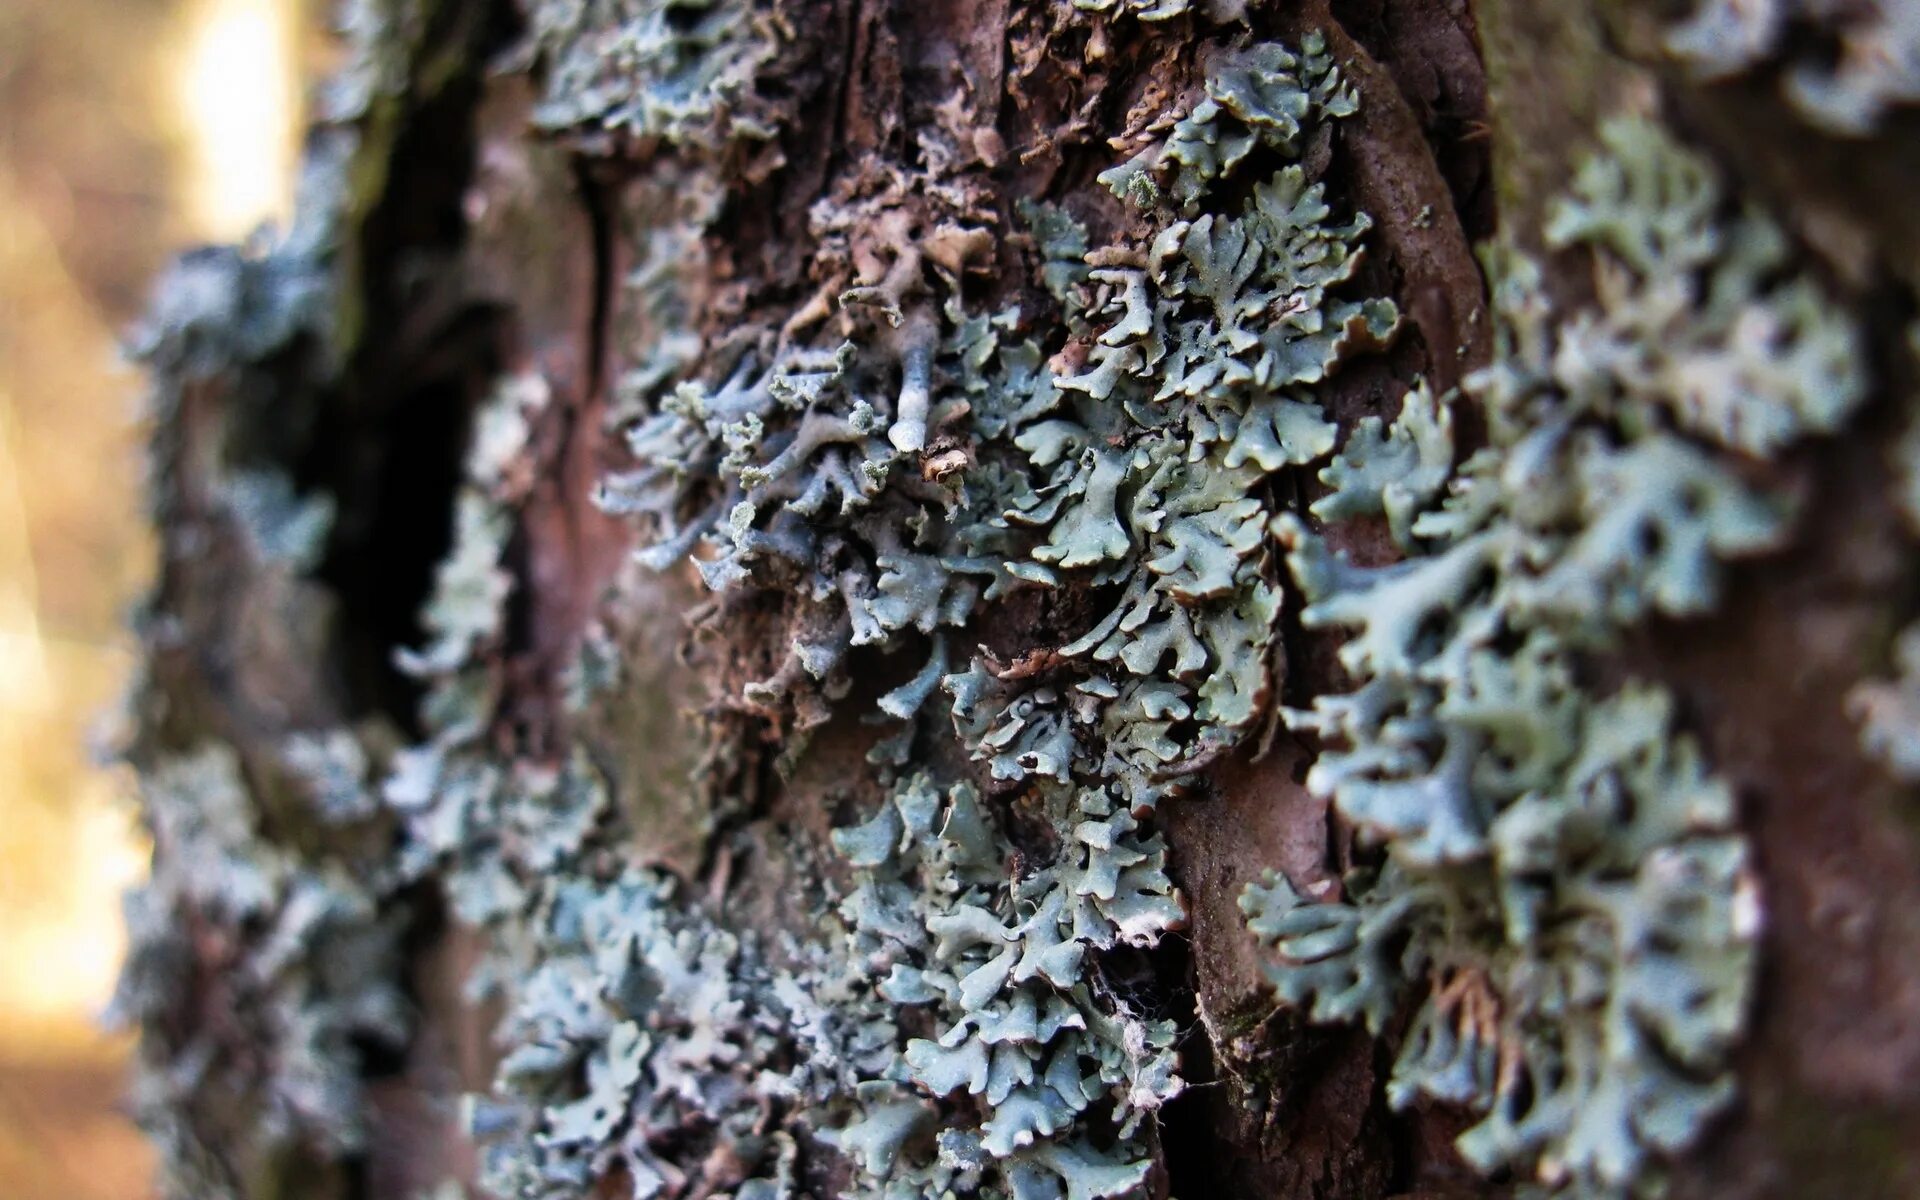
[115, 746, 407, 1197]
[568, 30, 1395, 1199]
[375, 363, 816, 1198]
[525, 0, 781, 150]
[1667, 0, 1920, 135]
[1850, 324, 1920, 781]
[382, 369, 593, 990]
[1851, 623, 1920, 782]
[140, 2, 1878, 1195]
[114, 110, 422, 1192]
[1242, 115, 1861, 1196]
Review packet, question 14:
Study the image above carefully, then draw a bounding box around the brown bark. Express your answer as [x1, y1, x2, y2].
[133, 1, 1920, 1197]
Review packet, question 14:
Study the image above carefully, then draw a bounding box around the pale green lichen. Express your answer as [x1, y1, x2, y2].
[1243, 115, 1857, 1196]
[1536, 118, 1863, 457]
[577, 31, 1394, 1199]
[526, 0, 780, 149]
[1309, 377, 1453, 547]
[1098, 36, 1359, 214]
[126, 4, 1863, 1194]
[114, 745, 406, 1199]
[382, 368, 612, 996]
[819, 771, 1179, 1198]
[1668, 0, 1920, 134]
[1851, 624, 1920, 782]
[1853, 323, 1920, 781]
[467, 870, 815, 1199]
[118, 128, 413, 1194]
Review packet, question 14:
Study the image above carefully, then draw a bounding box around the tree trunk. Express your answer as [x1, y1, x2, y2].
[118, 2, 1920, 1198]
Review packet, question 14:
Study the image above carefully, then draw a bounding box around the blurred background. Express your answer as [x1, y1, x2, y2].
[0, 0, 305, 1194]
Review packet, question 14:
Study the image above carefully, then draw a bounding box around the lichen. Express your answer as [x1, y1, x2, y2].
[383, 368, 607, 997]
[1853, 324, 1920, 780]
[467, 869, 818, 1199]
[137, 4, 1868, 1197]
[1242, 115, 1858, 1196]
[114, 747, 407, 1197]
[1097, 36, 1359, 213]
[1851, 623, 1920, 782]
[115, 106, 417, 1192]
[525, 0, 781, 151]
[1667, 0, 1920, 134]
[574, 30, 1394, 1198]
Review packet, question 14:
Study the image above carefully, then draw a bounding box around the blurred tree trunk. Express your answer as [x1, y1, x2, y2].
[123, 2, 1920, 1199]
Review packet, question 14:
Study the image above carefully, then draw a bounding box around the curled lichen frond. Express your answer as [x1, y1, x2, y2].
[1531, 116, 1865, 457]
[113, 747, 407, 1195]
[1237, 113, 1855, 1196]
[1310, 377, 1455, 549]
[522, 29, 1386, 1200]
[527, 0, 782, 150]
[1850, 622, 1920, 782]
[822, 773, 1179, 1198]
[595, 188, 1021, 729]
[1098, 33, 1357, 213]
[1667, 0, 1920, 134]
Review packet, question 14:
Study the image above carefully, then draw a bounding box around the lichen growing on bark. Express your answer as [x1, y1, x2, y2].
[121, 1, 1905, 1197]
[1243, 115, 1863, 1197]
[1667, 0, 1920, 134]
[114, 124, 410, 1196]
[577, 28, 1398, 1197]
[1850, 326, 1920, 783]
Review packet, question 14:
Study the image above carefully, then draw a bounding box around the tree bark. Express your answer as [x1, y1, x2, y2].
[120, 2, 1920, 1199]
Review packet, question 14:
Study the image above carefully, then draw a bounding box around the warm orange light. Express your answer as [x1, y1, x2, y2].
[0, 0, 300, 1063]
[0, 198, 148, 1057]
[176, 0, 300, 240]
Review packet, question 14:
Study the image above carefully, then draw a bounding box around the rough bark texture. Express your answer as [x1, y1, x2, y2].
[120, 2, 1920, 1199]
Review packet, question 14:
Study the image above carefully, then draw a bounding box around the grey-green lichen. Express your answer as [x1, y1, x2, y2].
[116, 120, 419, 1193]
[133, 4, 1878, 1197]
[1242, 115, 1860, 1196]
[468, 869, 818, 1199]
[383, 367, 618, 1003]
[526, 0, 781, 150]
[1536, 119, 1863, 459]
[114, 746, 407, 1196]
[1667, 0, 1920, 134]
[114, 0, 1877, 1192]
[382, 368, 824, 1199]
[1850, 322, 1920, 781]
[1097, 36, 1360, 214]
[1851, 624, 1920, 782]
[570, 30, 1394, 1199]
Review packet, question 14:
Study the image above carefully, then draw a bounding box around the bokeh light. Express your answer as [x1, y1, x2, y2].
[0, 0, 302, 1194]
